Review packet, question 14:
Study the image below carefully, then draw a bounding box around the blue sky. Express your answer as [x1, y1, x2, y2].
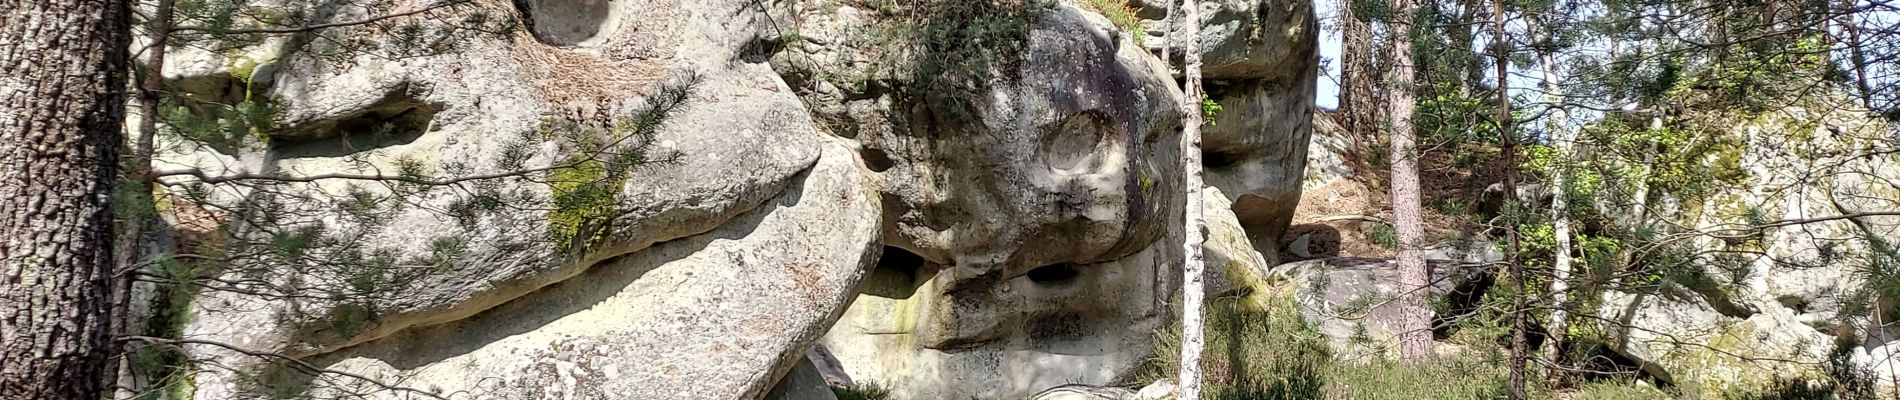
[1315, 0, 1343, 109]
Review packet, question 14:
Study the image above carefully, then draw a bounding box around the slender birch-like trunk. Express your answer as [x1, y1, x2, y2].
[1533, 13, 1576, 389]
[1176, 0, 1208, 397]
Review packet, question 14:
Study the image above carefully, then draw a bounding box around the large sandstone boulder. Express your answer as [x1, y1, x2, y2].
[777, 1, 1186, 272]
[1270, 257, 1493, 361]
[814, 186, 1274, 399]
[301, 142, 880, 399]
[774, 4, 1183, 398]
[152, 0, 880, 397]
[818, 241, 1175, 399]
[1600, 289, 1837, 392]
[1140, 0, 1321, 250]
[1136, 0, 1318, 80]
[772, 0, 1310, 396]
[1592, 101, 1900, 396]
[1203, 186, 1278, 306]
[136, 0, 1320, 397]
[765, 356, 844, 400]
[1202, 77, 1317, 253]
[1151, 0, 1326, 253]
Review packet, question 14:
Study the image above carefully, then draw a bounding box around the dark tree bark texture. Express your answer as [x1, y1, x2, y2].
[0, 0, 132, 398]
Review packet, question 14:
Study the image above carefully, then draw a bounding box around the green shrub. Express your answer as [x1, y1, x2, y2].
[1130, 294, 1599, 400]
[1326, 356, 1536, 400]
[832, 383, 892, 400]
[1133, 296, 1333, 399]
[1076, 0, 1144, 47]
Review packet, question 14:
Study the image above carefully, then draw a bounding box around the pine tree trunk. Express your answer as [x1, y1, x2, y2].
[1492, 1, 1527, 397]
[113, 0, 178, 395]
[1535, 15, 1576, 389]
[1386, 0, 1431, 362]
[1339, 0, 1376, 143]
[1841, 2, 1873, 110]
[1176, 0, 1208, 398]
[0, 0, 132, 398]
[1452, 0, 1484, 92]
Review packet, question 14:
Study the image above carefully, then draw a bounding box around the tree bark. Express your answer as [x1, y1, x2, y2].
[0, 0, 132, 398]
[1534, 13, 1576, 389]
[1840, 1, 1873, 110]
[1492, 0, 1527, 397]
[1453, 0, 1486, 93]
[1339, 0, 1377, 143]
[1386, 0, 1432, 362]
[1176, 0, 1208, 398]
[113, 0, 178, 395]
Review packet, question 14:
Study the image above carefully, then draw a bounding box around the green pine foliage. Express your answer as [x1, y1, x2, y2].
[544, 73, 697, 251]
[831, 383, 894, 400]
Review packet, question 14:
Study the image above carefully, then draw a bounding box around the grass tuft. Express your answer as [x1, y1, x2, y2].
[832, 382, 892, 400]
[1076, 0, 1145, 47]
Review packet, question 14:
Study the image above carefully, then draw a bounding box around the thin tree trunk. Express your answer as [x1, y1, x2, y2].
[1535, 14, 1576, 389]
[1176, 0, 1208, 398]
[1629, 113, 1660, 226]
[1340, 0, 1377, 143]
[1454, 0, 1485, 92]
[0, 0, 133, 398]
[1387, 0, 1432, 362]
[1491, 0, 1527, 397]
[113, 0, 178, 394]
[1841, 2, 1873, 110]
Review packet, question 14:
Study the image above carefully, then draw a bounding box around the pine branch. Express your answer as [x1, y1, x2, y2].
[171, 0, 469, 35]
[117, 336, 451, 400]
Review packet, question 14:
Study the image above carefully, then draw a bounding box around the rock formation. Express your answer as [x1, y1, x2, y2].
[127, 0, 1900, 397]
[1284, 96, 1900, 396]
[140, 0, 1316, 398]
[1590, 102, 1900, 395]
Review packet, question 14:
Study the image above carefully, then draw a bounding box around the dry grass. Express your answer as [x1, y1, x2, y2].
[479, 0, 673, 104]
[1075, 0, 1145, 47]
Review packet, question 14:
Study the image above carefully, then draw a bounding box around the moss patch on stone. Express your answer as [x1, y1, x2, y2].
[547, 159, 625, 250]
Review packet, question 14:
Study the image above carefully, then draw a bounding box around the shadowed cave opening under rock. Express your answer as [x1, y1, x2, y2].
[516, 0, 623, 47]
[271, 99, 442, 160]
[1026, 263, 1082, 287]
[863, 246, 932, 299]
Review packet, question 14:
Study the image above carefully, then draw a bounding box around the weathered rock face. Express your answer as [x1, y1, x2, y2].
[304, 142, 879, 399]
[1203, 186, 1278, 305]
[765, 356, 843, 400]
[771, 0, 1312, 397]
[819, 241, 1175, 400]
[141, 0, 1317, 398]
[1150, 0, 1321, 251]
[776, 2, 1185, 274]
[155, 0, 880, 398]
[1138, 0, 1317, 79]
[817, 187, 1277, 399]
[1271, 257, 1493, 360]
[1599, 289, 1838, 391]
[1203, 77, 1316, 254]
[1592, 103, 1900, 396]
[776, 6, 1183, 399]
